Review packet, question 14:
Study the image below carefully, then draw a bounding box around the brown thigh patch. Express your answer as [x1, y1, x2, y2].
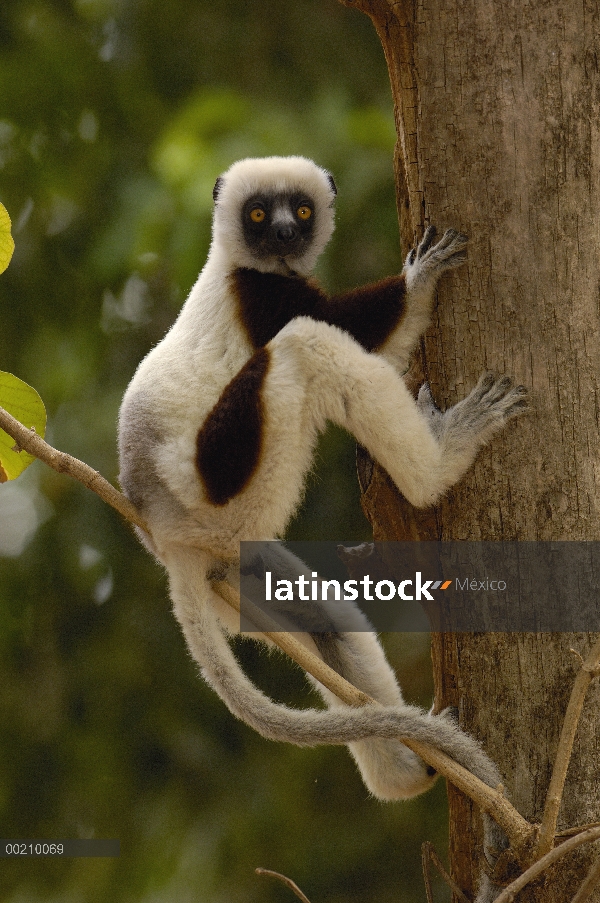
[196, 348, 270, 506]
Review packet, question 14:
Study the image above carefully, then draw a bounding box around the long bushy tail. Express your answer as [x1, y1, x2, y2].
[162, 543, 508, 902]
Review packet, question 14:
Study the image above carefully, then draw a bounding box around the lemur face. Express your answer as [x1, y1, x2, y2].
[211, 156, 337, 276]
[241, 191, 316, 262]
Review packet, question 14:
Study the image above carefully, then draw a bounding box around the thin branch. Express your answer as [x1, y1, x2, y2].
[571, 856, 600, 903]
[255, 868, 312, 903]
[0, 404, 535, 858]
[214, 578, 374, 707]
[558, 823, 600, 838]
[214, 579, 534, 856]
[494, 827, 600, 903]
[0, 405, 149, 534]
[534, 636, 600, 859]
[422, 841, 470, 903]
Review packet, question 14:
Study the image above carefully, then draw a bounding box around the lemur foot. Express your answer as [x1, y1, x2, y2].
[404, 226, 469, 288]
[417, 374, 529, 446]
[459, 373, 529, 446]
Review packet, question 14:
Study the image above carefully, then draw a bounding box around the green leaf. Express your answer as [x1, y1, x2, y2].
[0, 203, 15, 274]
[0, 372, 46, 482]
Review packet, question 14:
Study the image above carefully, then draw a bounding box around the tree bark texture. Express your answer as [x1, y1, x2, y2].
[344, 1, 600, 900]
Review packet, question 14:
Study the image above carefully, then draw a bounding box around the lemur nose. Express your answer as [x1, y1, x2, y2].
[276, 225, 297, 243]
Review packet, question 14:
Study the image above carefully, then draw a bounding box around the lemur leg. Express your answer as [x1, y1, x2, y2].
[264, 317, 527, 509]
[310, 622, 441, 800]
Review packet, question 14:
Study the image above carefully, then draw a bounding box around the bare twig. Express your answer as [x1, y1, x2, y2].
[0, 405, 149, 534]
[571, 856, 600, 903]
[494, 827, 600, 903]
[534, 636, 600, 859]
[422, 841, 470, 903]
[214, 579, 534, 856]
[0, 404, 535, 858]
[558, 823, 600, 838]
[255, 868, 312, 903]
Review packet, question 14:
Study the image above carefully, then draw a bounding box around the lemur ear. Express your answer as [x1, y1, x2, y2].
[213, 176, 224, 203]
[326, 173, 337, 197]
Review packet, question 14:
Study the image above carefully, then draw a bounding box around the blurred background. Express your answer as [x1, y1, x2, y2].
[0, 1, 447, 900]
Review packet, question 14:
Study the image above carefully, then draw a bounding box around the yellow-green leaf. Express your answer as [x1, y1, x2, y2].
[0, 203, 15, 274]
[0, 372, 46, 481]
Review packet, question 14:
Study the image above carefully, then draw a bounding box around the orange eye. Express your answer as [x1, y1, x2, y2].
[250, 207, 266, 223]
[297, 205, 312, 221]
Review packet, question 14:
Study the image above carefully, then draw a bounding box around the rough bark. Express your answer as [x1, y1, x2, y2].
[343, 0, 600, 900]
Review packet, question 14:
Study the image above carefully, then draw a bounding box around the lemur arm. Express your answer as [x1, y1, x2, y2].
[315, 274, 407, 351]
[319, 227, 468, 369]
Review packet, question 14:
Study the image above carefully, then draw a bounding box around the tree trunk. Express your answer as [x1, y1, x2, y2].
[344, 0, 600, 899]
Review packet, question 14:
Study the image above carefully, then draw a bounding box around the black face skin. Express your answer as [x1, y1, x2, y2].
[241, 191, 316, 261]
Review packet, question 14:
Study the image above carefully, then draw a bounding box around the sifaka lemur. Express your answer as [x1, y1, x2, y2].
[119, 156, 527, 902]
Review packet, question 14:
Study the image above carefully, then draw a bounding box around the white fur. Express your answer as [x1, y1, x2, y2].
[119, 158, 524, 903]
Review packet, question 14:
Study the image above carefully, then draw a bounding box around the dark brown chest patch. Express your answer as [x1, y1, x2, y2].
[196, 347, 270, 506]
[233, 268, 325, 347]
[232, 267, 407, 352]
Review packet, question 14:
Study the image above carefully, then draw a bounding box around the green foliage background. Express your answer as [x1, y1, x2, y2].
[0, 2, 447, 901]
